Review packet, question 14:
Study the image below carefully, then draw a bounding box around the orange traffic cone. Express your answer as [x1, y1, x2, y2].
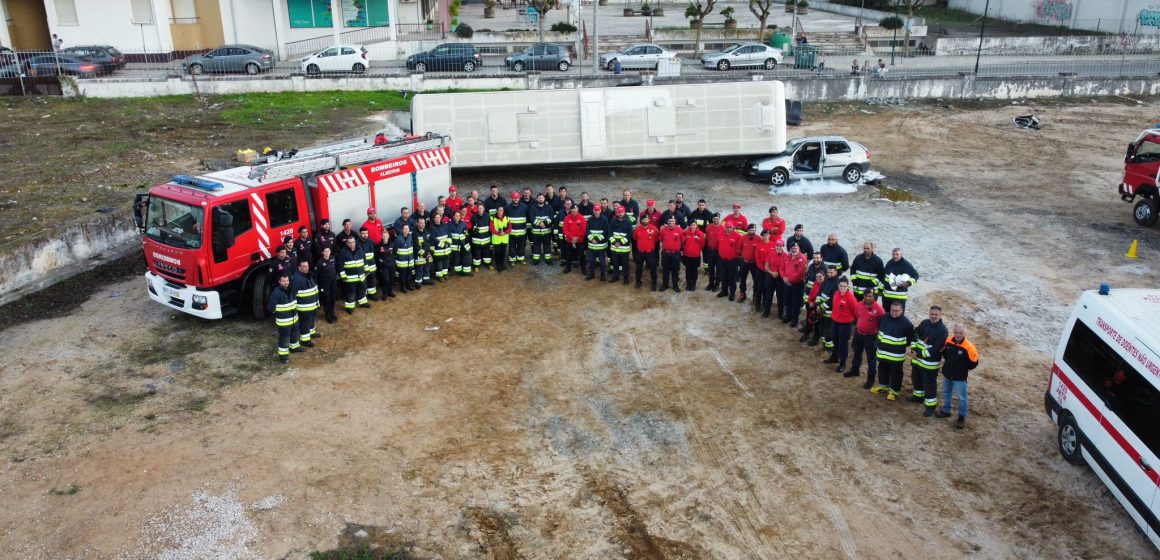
[1126, 239, 1139, 259]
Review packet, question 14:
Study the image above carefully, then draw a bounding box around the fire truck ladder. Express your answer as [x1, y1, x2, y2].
[247, 131, 449, 183]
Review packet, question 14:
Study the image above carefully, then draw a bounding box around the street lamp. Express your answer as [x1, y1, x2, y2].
[973, 0, 989, 75]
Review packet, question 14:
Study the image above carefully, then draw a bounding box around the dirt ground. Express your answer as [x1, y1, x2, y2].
[2, 99, 1160, 559]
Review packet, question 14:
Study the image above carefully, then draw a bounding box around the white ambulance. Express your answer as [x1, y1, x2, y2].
[1045, 285, 1160, 549]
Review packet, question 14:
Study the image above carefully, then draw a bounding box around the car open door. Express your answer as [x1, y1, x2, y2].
[792, 141, 823, 177]
[1125, 136, 1160, 194]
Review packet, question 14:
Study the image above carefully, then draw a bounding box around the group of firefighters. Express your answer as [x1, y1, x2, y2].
[264, 185, 979, 427]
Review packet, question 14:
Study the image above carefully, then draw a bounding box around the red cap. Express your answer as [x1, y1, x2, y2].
[593, 204, 603, 213]
[732, 203, 741, 209]
[511, 191, 520, 200]
[646, 199, 655, 207]
[775, 239, 785, 246]
[448, 185, 457, 192]
[616, 205, 626, 214]
[367, 207, 376, 214]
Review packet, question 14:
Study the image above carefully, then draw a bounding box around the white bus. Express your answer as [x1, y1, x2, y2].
[1046, 286, 1160, 550]
[410, 81, 787, 168]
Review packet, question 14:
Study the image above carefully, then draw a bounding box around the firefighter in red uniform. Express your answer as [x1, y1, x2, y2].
[753, 229, 774, 313]
[362, 207, 384, 245]
[737, 224, 759, 303]
[632, 216, 660, 290]
[658, 216, 684, 292]
[704, 213, 724, 292]
[849, 291, 886, 380]
[716, 223, 742, 300]
[446, 185, 464, 215]
[762, 238, 788, 319]
[640, 199, 663, 229]
[723, 203, 748, 231]
[825, 277, 859, 373]
[779, 243, 808, 327]
[762, 206, 787, 244]
[681, 221, 705, 291]
[562, 204, 588, 274]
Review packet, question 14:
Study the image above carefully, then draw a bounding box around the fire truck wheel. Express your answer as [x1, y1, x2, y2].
[251, 273, 270, 320]
[1134, 197, 1159, 227]
[1058, 414, 1086, 466]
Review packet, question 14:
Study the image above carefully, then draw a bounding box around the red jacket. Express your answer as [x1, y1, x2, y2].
[830, 289, 859, 323]
[764, 246, 787, 276]
[808, 282, 823, 306]
[682, 227, 705, 257]
[362, 218, 384, 245]
[754, 241, 772, 272]
[633, 223, 659, 252]
[854, 300, 886, 335]
[640, 208, 663, 228]
[739, 234, 758, 262]
[718, 231, 742, 260]
[447, 196, 464, 214]
[563, 213, 587, 243]
[723, 212, 748, 232]
[705, 223, 725, 250]
[762, 216, 786, 242]
[779, 251, 808, 284]
[660, 225, 684, 252]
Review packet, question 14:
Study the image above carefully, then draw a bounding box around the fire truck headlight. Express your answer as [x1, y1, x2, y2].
[192, 295, 208, 309]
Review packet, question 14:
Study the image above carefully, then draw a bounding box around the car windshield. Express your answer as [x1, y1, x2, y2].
[145, 197, 204, 249]
[721, 44, 742, 53]
[779, 138, 806, 155]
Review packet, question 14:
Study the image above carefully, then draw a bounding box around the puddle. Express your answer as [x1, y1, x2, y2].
[874, 185, 924, 203]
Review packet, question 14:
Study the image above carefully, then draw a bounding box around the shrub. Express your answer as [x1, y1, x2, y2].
[550, 22, 578, 33]
[879, 16, 904, 30]
[456, 23, 474, 38]
[796, 0, 808, 7]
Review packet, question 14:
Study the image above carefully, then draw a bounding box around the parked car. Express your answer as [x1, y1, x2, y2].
[182, 45, 275, 75]
[0, 46, 15, 65]
[62, 45, 126, 73]
[301, 44, 369, 75]
[599, 43, 677, 71]
[701, 42, 782, 71]
[405, 43, 482, 72]
[505, 43, 571, 72]
[745, 136, 871, 186]
[22, 54, 103, 78]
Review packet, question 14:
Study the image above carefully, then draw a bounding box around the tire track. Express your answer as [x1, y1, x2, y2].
[708, 348, 754, 398]
[808, 473, 858, 560]
[628, 332, 648, 374]
[931, 471, 1002, 560]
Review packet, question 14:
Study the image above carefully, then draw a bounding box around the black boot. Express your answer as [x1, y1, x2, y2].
[842, 369, 859, 378]
[660, 283, 669, 292]
[636, 281, 642, 289]
[600, 270, 606, 282]
[585, 272, 595, 281]
[623, 276, 629, 286]
[789, 318, 798, 328]
[835, 362, 845, 373]
[807, 336, 819, 346]
[716, 289, 728, 298]
[563, 264, 572, 274]
[799, 332, 809, 342]
[862, 377, 875, 389]
[609, 274, 619, 283]
[823, 356, 838, 364]
[674, 286, 682, 293]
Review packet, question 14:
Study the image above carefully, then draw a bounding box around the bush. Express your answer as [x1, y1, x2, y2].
[550, 22, 577, 33]
[878, 16, 903, 30]
[455, 23, 474, 38]
[796, 0, 808, 7]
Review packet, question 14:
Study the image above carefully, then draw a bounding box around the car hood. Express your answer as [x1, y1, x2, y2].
[750, 154, 792, 168]
[701, 52, 729, 61]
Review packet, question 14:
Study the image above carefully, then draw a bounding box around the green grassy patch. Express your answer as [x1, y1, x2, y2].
[49, 484, 81, 496]
[217, 91, 410, 127]
[310, 547, 410, 560]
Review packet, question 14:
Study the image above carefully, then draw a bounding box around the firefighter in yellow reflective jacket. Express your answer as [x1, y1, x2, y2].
[290, 260, 319, 347]
[337, 236, 367, 313]
[358, 227, 378, 299]
[490, 206, 512, 273]
[266, 273, 299, 364]
[395, 224, 416, 292]
[870, 300, 916, 400]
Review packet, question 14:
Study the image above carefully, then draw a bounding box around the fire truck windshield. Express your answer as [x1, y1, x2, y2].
[144, 197, 204, 249]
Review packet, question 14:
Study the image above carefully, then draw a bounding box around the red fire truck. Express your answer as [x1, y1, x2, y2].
[1120, 128, 1160, 227]
[134, 131, 453, 319]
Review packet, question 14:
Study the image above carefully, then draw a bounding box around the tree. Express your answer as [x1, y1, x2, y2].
[748, 0, 775, 43]
[528, 0, 556, 43]
[685, 0, 717, 55]
[897, 0, 932, 56]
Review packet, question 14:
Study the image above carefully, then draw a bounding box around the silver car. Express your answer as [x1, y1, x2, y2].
[182, 44, 276, 75]
[745, 136, 871, 186]
[599, 43, 677, 71]
[701, 42, 783, 71]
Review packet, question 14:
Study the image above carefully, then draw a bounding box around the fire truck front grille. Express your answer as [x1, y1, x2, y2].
[155, 262, 186, 280]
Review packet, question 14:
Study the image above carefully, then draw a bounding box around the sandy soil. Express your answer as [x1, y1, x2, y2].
[1, 100, 1159, 559]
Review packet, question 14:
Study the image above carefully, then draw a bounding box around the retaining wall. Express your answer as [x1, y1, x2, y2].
[936, 35, 1160, 56]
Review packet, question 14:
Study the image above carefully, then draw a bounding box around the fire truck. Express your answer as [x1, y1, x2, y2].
[134, 131, 453, 319]
[1120, 128, 1160, 227]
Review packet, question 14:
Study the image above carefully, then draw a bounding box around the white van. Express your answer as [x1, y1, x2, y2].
[1045, 286, 1160, 549]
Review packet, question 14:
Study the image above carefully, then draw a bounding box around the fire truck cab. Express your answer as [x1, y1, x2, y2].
[1119, 128, 1160, 227]
[136, 132, 452, 319]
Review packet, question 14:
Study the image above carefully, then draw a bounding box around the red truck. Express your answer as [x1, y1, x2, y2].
[133, 131, 453, 319]
[1120, 128, 1160, 227]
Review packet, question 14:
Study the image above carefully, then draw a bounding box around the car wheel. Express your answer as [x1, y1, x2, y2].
[607, 58, 618, 71]
[512, 60, 525, 72]
[764, 58, 778, 70]
[842, 165, 864, 184]
[557, 60, 570, 72]
[245, 62, 259, 75]
[770, 168, 789, 187]
[414, 61, 427, 73]
[1134, 197, 1160, 227]
[189, 63, 204, 75]
[1058, 414, 1086, 466]
[464, 60, 476, 72]
[717, 59, 730, 71]
[306, 63, 320, 75]
[352, 63, 366, 74]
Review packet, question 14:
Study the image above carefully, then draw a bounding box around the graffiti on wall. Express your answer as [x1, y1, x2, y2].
[1141, 8, 1160, 28]
[1032, 0, 1073, 25]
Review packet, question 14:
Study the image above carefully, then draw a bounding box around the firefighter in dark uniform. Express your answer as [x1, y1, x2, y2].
[529, 193, 555, 265]
[268, 243, 294, 286]
[430, 215, 452, 281]
[882, 247, 920, 312]
[314, 246, 339, 323]
[294, 226, 312, 263]
[358, 227, 378, 300]
[618, 189, 640, 225]
[395, 224, 416, 291]
[507, 192, 529, 266]
[820, 233, 850, 274]
[334, 219, 356, 248]
[290, 260, 319, 346]
[337, 236, 366, 313]
[849, 240, 885, 301]
[908, 305, 948, 416]
[470, 200, 492, 270]
[312, 219, 335, 262]
[484, 185, 507, 216]
[414, 218, 432, 286]
[816, 265, 840, 349]
[267, 273, 298, 364]
[607, 205, 633, 284]
[449, 210, 470, 275]
[870, 300, 917, 400]
[584, 204, 609, 281]
[375, 227, 397, 299]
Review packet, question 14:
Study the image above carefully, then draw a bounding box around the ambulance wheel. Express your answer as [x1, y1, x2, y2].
[1134, 197, 1159, 227]
[770, 168, 789, 187]
[250, 272, 270, 320]
[1058, 414, 1086, 466]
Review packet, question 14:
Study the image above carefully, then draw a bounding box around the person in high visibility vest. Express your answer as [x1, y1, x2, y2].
[470, 200, 492, 270]
[870, 300, 917, 400]
[882, 247, 920, 312]
[266, 273, 299, 364]
[336, 236, 366, 313]
[908, 305, 948, 415]
[449, 209, 470, 276]
[358, 227, 377, 300]
[529, 193, 555, 265]
[585, 204, 610, 281]
[290, 260, 319, 347]
[608, 205, 633, 285]
[490, 206, 512, 273]
[507, 191, 529, 266]
[395, 223, 416, 292]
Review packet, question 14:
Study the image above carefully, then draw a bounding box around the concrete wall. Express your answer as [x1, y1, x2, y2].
[949, 0, 1159, 35]
[44, 0, 174, 53]
[936, 34, 1160, 55]
[810, 0, 925, 26]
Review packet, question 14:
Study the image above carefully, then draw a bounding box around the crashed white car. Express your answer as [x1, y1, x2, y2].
[745, 135, 871, 186]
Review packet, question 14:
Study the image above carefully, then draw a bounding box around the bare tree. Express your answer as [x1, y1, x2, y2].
[748, 0, 774, 43]
[898, 0, 932, 56]
[528, 0, 556, 43]
[685, 0, 718, 55]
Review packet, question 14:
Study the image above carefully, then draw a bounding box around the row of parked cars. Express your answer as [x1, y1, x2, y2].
[0, 45, 125, 78]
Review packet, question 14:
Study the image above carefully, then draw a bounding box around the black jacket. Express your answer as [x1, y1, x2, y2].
[942, 337, 979, 381]
[785, 234, 813, 259]
[820, 243, 850, 273]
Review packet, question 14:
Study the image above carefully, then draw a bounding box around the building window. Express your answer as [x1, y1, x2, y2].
[288, 0, 334, 28]
[54, 0, 79, 26]
[130, 0, 154, 24]
[343, 0, 390, 27]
